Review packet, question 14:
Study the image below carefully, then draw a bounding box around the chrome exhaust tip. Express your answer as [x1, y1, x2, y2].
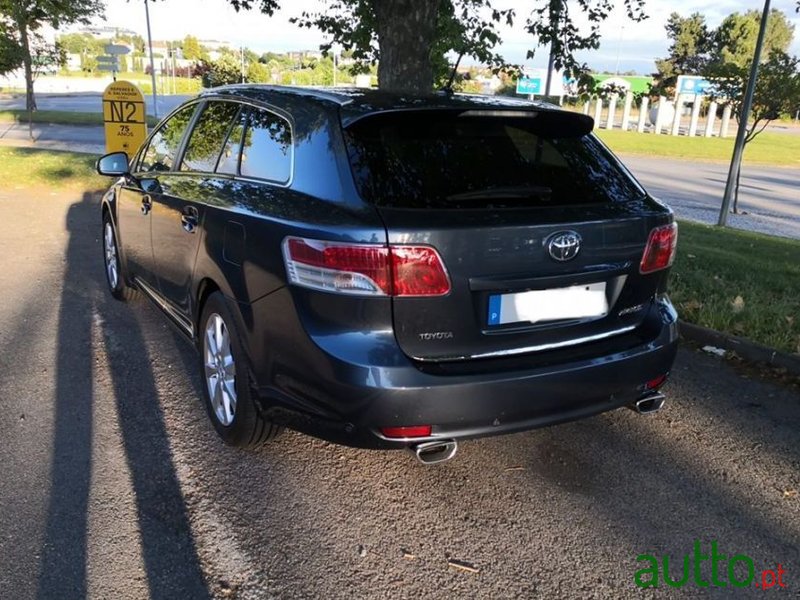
[411, 439, 458, 465]
[630, 392, 666, 415]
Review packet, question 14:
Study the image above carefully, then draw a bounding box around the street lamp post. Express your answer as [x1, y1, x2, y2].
[718, 0, 771, 226]
[144, 0, 158, 118]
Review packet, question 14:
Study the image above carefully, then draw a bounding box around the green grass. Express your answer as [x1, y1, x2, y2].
[0, 109, 159, 127]
[671, 220, 800, 354]
[0, 147, 105, 190]
[596, 129, 800, 168]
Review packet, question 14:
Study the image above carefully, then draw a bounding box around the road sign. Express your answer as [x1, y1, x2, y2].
[97, 55, 118, 65]
[97, 66, 118, 73]
[102, 80, 147, 156]
[105, 44, 131, 56]
[676, 75, 715, 97]
[516, 76, 542, 95]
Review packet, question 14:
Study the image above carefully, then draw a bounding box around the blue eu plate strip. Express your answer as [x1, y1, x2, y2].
[488, 295, 502, 326]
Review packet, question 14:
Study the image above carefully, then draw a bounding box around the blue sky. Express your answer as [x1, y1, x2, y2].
[98, 0, 800, 74]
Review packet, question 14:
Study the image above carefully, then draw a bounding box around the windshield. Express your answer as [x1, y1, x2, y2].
[344, 109, 645, 210]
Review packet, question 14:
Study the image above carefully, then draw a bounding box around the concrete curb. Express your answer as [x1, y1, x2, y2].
[679, 321, 800, 376]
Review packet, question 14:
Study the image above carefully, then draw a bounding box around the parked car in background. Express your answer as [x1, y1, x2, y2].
[97, 85, 678, 464]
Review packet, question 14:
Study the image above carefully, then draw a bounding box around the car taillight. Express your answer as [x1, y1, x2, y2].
[640, 223, 678, 274]
[282, 237, 450, 297]
[390, 246, 451, 296]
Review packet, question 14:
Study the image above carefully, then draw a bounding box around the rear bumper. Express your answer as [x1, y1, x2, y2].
[247, 291, 679, 449]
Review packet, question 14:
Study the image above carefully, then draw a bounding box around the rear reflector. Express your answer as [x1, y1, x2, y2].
[283, 237, 450, 297]
[640, 223, 678, 274]
[381, 425, 432, 439]
[645, 374, 668, 390]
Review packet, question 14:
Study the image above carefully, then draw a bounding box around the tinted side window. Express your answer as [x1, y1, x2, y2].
[216, 109, 247, 176]
[180, 101, 241, 173]
[239, 108, 292, 183]
[139, 104, 196, 173]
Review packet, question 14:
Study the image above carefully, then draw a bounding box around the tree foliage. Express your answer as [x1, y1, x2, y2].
[0, 0, 103, 110]
[195, 55, 244, 88]
[706, 50, 800, 144]
[182, 35, 204, 61]
[652, 12, 710, 94]
[711, 9, 794, 69]
[0, 20, 23, 73]
[290, 0, 514, 92]
[652, 8, 795, 98]
[524, 0, 647, 93]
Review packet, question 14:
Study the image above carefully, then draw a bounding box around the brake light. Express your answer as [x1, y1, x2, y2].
[283, 237, 450, 297]
[640, 223, 678, 274]
[381, 425, 432, 438]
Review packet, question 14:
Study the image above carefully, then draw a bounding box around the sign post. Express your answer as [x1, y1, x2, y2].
[102, 81, 147, 156]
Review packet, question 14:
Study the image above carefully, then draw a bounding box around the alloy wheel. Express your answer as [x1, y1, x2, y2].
[203, 313, 237, 426]
[104, 221, 119, 290]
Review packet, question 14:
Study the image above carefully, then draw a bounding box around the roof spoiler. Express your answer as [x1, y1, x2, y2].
[345, 107, 595, 138]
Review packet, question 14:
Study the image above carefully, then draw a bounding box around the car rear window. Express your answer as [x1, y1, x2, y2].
[344, 110, 644, 209]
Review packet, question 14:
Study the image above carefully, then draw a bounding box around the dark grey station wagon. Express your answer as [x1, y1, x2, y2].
[97, 85, 678, 464]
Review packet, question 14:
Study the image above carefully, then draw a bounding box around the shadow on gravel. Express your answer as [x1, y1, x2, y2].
[36, 193, 96, 598]
[155, 348, 800, 597]
[36, 193, 210, 600]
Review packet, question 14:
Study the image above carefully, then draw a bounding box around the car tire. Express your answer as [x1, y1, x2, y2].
[198, 291, 282, 447]
[102, 213, 138, 301]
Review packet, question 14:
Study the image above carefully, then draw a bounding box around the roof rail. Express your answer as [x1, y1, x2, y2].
[206, 84, 355, 106]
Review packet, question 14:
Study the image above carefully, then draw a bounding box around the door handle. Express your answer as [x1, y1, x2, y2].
[141, 195, 152, 215]
[181, 206, 199, 233]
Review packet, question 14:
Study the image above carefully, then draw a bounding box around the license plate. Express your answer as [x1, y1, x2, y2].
[488, 282, 608, 326]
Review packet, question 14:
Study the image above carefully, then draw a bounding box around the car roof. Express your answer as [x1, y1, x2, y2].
[200, 84, 562, 126]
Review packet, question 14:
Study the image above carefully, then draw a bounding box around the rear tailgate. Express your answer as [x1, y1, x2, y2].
[343, 108, 674, 362]
[380, 207, 669, 360]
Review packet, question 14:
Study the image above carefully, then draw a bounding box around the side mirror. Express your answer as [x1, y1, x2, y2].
[96, 152, 130, 177]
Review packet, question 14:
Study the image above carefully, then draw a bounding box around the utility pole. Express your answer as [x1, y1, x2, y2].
[718, 0, 771, 226]
[614, 26, 625, 76]
[144, 0, 158, 118]
[544, 0, 560, 99]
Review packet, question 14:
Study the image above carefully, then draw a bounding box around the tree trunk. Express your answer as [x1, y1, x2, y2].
[15, 14, 36, 112]
[372, 0, 440, 93]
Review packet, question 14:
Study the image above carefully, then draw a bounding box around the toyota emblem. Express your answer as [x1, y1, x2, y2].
[547, 231, 582, 262]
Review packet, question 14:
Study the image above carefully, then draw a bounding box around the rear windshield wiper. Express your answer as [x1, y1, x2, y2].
[445, 185, 552, 202]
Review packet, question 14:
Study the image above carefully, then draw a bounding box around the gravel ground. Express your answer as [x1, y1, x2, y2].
[0, 188, 798, 599]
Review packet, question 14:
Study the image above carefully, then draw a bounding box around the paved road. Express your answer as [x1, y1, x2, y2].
[0, 187, 798, 599]
[1, 120, 797, 239]
[0, 92, 191, 118]
[622, 156, 800, 239]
